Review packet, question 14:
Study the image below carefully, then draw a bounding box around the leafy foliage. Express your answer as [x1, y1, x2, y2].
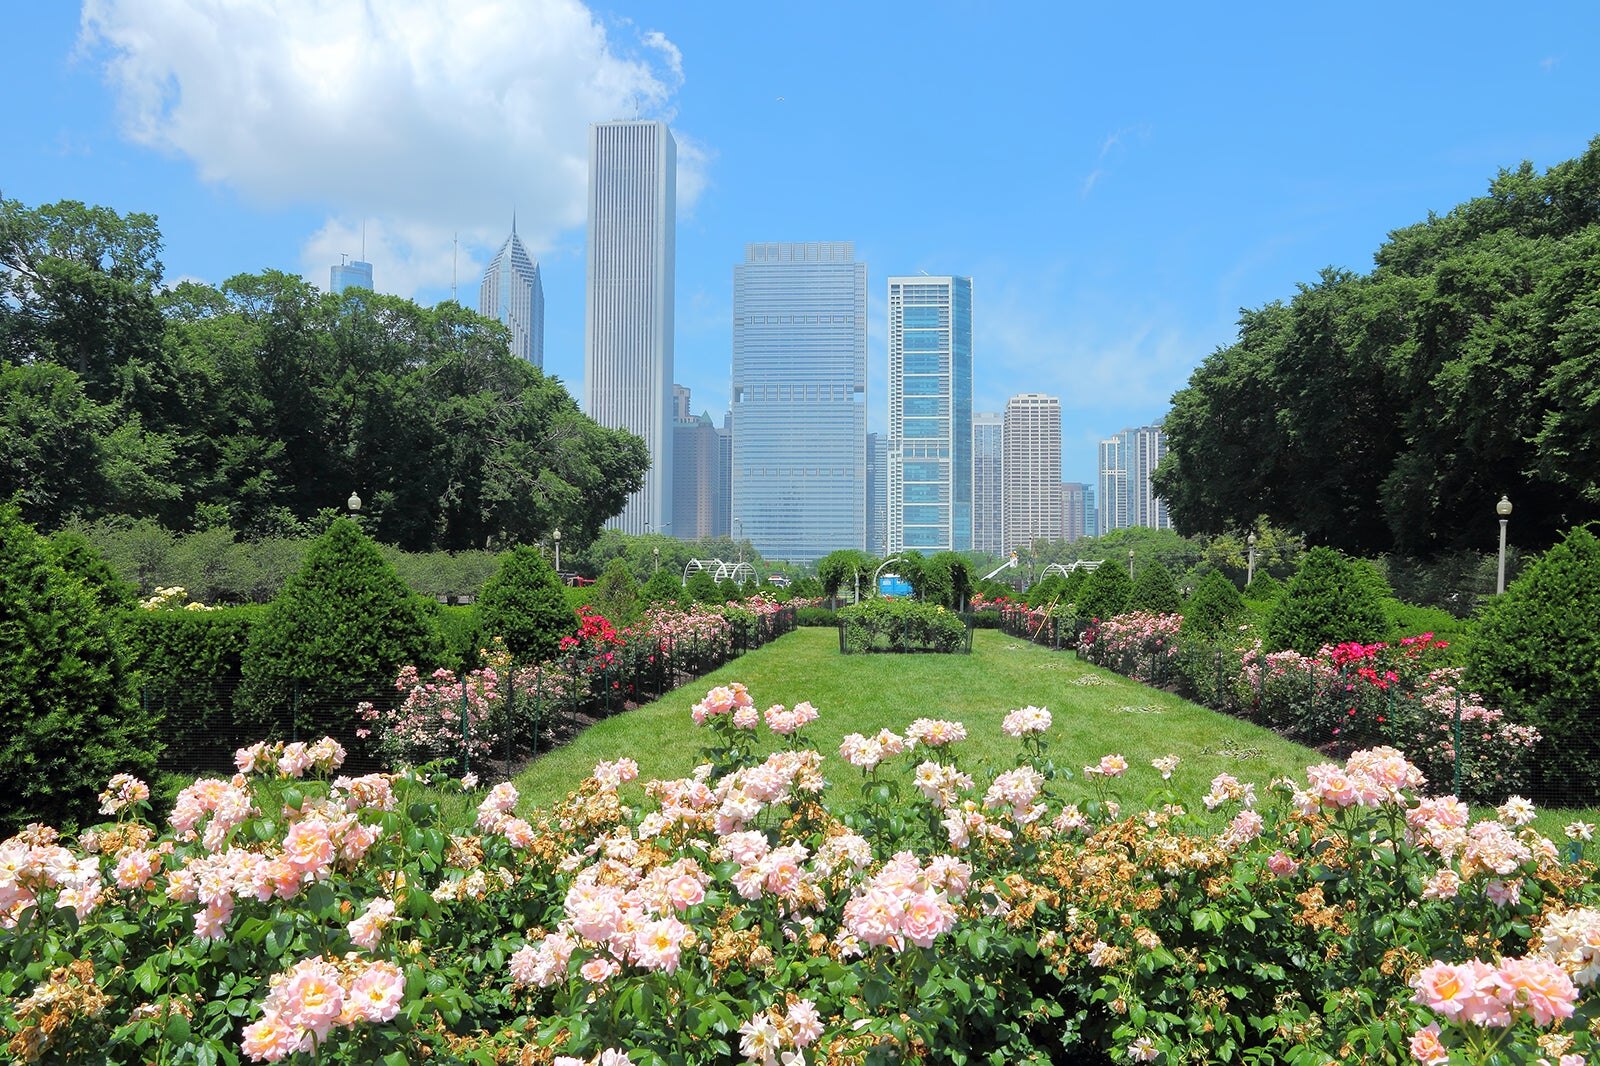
[1127, 559, 1181, 614]
[0, 503, 156, 830]
[1265, 547, 1392, 654]
[1156, 138, 1600, 556]
[591, 558, 641, 623]
[1076, 562, 1133, 623]
[838, 597, 969, 653]
[1181, 570, 1245, 641]
[476, 545, 574, 666]
[640, 567, 686, 606]
[48, 528, 137, 611]
[239, 519, 442, 731]
[1468, 525, 1600, 796]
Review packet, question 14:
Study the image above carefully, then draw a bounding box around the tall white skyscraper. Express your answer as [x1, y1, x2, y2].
[1003, 394, 1064, 549]
[732, 242, 867, 563]
[585, 120, 676, 535]
[887, 276, 973, 553]
[1097, 423, 1172, 534]
[479, 222, 544, 367]
[972, 412, 1004, 556]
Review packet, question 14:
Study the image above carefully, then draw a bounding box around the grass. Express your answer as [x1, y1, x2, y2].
[510, 627, 1329, 818]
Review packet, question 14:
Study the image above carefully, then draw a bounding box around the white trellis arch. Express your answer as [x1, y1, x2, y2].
[1039, 559, 1103, 580]
[681, 558, 757, 585]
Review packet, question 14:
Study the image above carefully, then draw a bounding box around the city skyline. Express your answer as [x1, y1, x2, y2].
[9, 4, 1600, 486]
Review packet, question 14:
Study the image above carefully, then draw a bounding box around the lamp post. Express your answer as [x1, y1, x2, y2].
[653, 546, 660, 575]
[552, 528, 561, 574]
[1496, 495, 1512, 594]
[1128, 548, 1135, 579]
[872, 554, 903, 596]
[347, 491, 362, 514]
[1247, 532, 1257, 586]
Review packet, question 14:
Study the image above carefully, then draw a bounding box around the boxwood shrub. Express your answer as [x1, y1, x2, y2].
[838, 598, 970, 654]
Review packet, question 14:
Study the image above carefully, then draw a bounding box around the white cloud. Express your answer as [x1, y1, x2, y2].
[79, 0, 699, 296]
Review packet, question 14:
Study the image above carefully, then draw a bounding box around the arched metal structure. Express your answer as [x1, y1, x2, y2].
[1039, 559, 1103, 580]
[681, 558, 757, 585]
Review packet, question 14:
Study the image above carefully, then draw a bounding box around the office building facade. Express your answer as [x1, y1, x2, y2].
[330, 259, 373, 294]
[1003, 394, 1064, 549]
[479, 224, 545, 367]
[671, 385, 722, 541]
[887, 276, 972, 553]
[731, 242, 867, 563]
[585, 120, 676, 535]
[972, 412, 1004, 556]
[1061, 482, 1089, 544]
[866, 431, 888, 557]
[1097, 423, 1172, 534]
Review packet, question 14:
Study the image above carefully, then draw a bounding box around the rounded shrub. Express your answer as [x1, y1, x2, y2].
[1025, 573, 1066, 608]
[1181, 570, 1245, 641]
[0, 503, 157, 830]
[1127, 560, 1181, 614]
[592, 558, 641, 623]
[1265, 546, 1390, 654]
[240, 518, 443, 733]
[1244, 571, 1282, 602]
[1077, 562, 1133, 623]
[477, 544, 577, 665]
[641, 566, 686, 606]
[686, 569, 719, 604]
[1468, 525, 1600, 799]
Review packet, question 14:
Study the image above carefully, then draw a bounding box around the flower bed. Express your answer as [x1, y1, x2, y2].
[4, 686, 1599, 1063]
[837, 598, 971, 654]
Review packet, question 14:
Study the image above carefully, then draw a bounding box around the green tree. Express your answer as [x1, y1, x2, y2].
[476, 545, 575, 665]
[1265, 547, 1391, 654]
[1077, 563, 1133, 622]
[240, 518, 442, 731]
[592, 558, 640, 622]
[1468, 526, 1600, 799]
[686, 569, 719, 604]
[641, 567, 685, 606]
[1128, 560, 1182, 614]
[1181, 570, 1246, 641]
[0, 503, 157, 830]
[817, 549, 874, 607]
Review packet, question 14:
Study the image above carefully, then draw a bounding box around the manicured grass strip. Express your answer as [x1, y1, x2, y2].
[511, 628, 1327, 816]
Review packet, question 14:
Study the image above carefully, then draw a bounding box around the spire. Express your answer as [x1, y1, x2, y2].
[511, 209, 517, 235]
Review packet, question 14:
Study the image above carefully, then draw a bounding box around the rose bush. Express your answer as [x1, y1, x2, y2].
[4, 685, 1599, 1063]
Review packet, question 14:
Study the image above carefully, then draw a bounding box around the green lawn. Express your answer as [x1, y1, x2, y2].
[510, 627, 1329, 817]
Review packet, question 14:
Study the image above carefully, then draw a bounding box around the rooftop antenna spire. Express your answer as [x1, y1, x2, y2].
[451, 233, 458, 303]
[512, 209, 517, 236]
[340, 252, 350, 266]
[360, 219, 367, 261]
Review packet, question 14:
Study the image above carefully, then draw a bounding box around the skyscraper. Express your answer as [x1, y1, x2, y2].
[1097, 423, 1172, 533]
[1003, 394, 1064, 549]
[887, 276, 972, 553]
[866, 432, 888, 557]
[731, 242, 867, 563]
[1061, 482, 1089, 544]
[479, 222, 545, 366]
[671, 385, 722, 541]
[972, 412, 1004, 556]
[716, 411, 733, 538]
[330, 258, 373, 294]
[585, 120, 676, 536]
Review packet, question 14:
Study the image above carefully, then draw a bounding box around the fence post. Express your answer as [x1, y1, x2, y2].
[532, 670, 541, 758]
[1453, 690, 1463, 797]
[292, 682, 300, 743]
[461, 682, 471, 779]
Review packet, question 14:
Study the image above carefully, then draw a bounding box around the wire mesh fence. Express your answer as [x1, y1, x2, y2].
[137, 607, 798, 783]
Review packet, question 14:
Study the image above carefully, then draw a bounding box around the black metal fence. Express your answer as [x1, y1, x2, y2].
[138, 606, 797, 781]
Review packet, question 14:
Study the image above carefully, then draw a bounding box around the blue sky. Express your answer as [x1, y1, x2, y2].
[7, 2, 1600, 485]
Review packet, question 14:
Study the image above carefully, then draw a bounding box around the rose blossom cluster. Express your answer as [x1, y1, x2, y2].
[1150, 755, 1180, 780]
[240, 955, 404, 1062]
[554, 1051, 630, 1066]
[738, 998, 824, 1066]
[234, 738, 347, 779]
[913, 761, 974, 809]
[711, 750, 825, 834]
[1000, 705, 1051, 737]
[839, 729, 910, 771]
[98, 773, 150, 816]
[0, 826, 103, 924]
[1292, 746, 1424, 813]
[1202, 773, 1257, 811]
[1084, 753, 1128, 779]
[692, 682, 755, 726]
[763, 701, 820, 735]
[1533, 906, 1600, 987]
[905, 718, 968, 747]
[170, 777, 256, 851]
[984, 766, 1047, 824]
[1412, 955, 1577, 1029]
[840, 851, 968, 952]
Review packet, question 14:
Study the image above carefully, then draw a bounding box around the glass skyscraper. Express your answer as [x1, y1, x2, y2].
[330, 259, 372, 294]
[887, 276, 972, 553]
[585, 120, 675, 536]
[479, 223, 544, 367]
[972, 412, 1004, 556]
[731, 242, 866, 563]
[1097, 423, 1172, 534]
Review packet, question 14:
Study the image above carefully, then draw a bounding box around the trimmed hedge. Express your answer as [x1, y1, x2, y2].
[838, 598, 970, 654]
[477, 545, 575, 665]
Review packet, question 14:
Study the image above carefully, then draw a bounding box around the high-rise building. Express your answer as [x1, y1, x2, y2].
[330, 258, 373, 294]
[479, 222, 545, 367]
[731, 242, 867, 563]
[1097, 423, 1172, 533]
[887, 276, 972, 553]
[1061, 482, 1089, 545]
[671, 385, 722, 541]
[585, 120, 676, 536]
[972, 412, 1004, 556]
[866, 432, 888, 557]
[1083, 484, 1098, 540]
[1003, 394, 1064, 550]
[716, 411, 733, 538]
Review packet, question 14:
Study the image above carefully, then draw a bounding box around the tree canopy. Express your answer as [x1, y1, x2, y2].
[0, 198, 649, 550]
[1155, 137, 1600, 556]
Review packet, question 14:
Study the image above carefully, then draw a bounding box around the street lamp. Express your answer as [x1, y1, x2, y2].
[653, 546, 660, 575]
[1128, 548, 1136, 579]
[1247, 532, 1257, 586]
[346, 491, 362, 513]
[1496, 495, 1513, 594]
[872, 554, 904, 596]
[552, 528, 561, 574]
